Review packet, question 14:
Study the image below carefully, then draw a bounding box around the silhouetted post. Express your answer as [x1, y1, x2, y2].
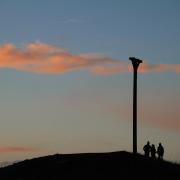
[129, 57, 142, 154]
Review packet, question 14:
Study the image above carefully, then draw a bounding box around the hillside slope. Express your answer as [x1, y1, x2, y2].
[0, 151, 179, 179]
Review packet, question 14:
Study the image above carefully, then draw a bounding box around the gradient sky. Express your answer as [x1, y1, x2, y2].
[0, 0, 180, 163]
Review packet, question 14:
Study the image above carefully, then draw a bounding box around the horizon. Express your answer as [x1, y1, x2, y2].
[0, 0, 180, 163]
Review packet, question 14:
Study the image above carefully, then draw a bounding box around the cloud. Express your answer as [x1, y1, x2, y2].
[0, 42, 126, 74]
[0, 146, 39, 153]
[0, 42, 179, 75]
[139, 63, 180, 74]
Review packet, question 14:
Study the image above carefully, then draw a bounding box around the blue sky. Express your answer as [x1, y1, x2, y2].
[1, 0, 180, 62]
[0, 0, 179, 162]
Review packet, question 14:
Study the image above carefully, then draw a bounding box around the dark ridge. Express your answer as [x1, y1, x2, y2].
[0, 151, 179, 179]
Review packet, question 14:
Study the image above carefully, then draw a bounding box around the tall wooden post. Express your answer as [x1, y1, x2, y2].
[129, 57, 142, 154]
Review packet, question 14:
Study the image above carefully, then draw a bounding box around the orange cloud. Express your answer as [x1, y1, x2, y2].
[139, 63, 180, 73]
[0, 146, 39, 153]
[0, 42, 179, 75]
[0, 42, 124, 74]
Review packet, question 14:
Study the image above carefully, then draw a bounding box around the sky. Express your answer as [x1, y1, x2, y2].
[0, 0, 179, 163]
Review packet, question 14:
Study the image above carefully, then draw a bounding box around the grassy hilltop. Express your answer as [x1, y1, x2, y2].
[0, 151, 179, 179]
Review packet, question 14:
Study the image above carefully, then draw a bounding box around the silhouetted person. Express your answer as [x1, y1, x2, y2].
[151, 144, 156, 159]
[157, 143, 164, 160]
[143, 141, 151, 157]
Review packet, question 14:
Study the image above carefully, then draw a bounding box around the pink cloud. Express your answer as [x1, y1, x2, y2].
[0, 42, 179, 75]
[0, 146, 39, 153]
[0, 42, 123, 74]
[139, 63, 180, 73]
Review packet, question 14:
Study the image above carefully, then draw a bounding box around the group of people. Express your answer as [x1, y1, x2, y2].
[143, 141, 164, 160]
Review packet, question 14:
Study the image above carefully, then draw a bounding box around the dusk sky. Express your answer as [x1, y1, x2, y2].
[0, 0, 180, 163]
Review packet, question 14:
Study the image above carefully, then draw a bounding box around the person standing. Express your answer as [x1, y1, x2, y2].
[151, 144, 156, 159]
[143, 141, 151, 157]
[157, 143, 164, 160]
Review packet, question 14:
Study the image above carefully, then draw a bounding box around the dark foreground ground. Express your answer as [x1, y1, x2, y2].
[0, 151, 180, 179]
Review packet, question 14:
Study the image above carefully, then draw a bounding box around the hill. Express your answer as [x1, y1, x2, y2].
[0, 151, 180, 179]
